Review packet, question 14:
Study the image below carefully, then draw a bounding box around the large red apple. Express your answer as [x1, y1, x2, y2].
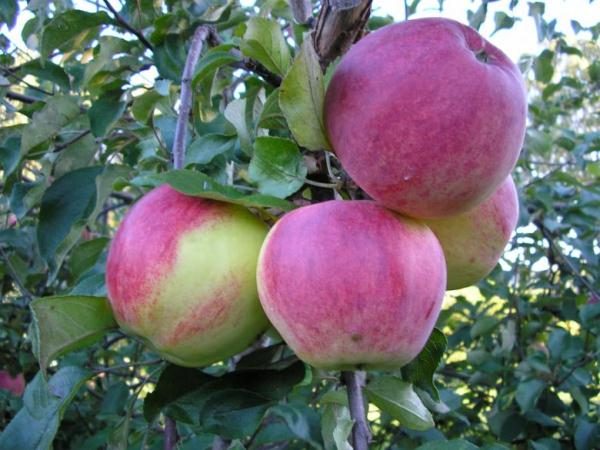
[424, 176, 519, 290]
[106, 185, 269, 367]
[256, 201, 446, 370]
[0, 370, 25, 396]
[325, 17, 527, 219]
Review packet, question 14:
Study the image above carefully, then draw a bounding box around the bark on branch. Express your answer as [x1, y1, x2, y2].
[172, 26, 210, 170]
[342, 370, 371, 450]
[313, 0, 373, 68]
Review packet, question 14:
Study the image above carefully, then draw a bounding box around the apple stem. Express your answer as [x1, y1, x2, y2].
[172, 25, 211, 170]
[163, 416, 178, 450]
[342, 370, 371, 450]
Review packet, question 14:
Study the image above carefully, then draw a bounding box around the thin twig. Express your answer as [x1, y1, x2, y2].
[172, 26, 210, 170]
[230, 58, 283, 86]
[6, 90, 39, 104]
[93, 358, 163, 374]
[533, 217, 599, 299]
[53, 129, 92, 153]
[110, 192, 135, 203]
[207, 31, 282, 87]
[304, 178, 340, 189]
[102, 0, 154, 51]
[555, 350, 599, 387]
[102, 332, 127, 349]
[342, 370, 371, 450]
[163, 416, 178, 450]
[1, 68, 55, 96]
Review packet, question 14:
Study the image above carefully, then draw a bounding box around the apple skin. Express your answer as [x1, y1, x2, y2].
[324, 17, 527, 219]
[106, 185, 269, 367]
[256, 200, 446, 370]
[0, 370, 25, 396]
[424, 176, 519, 290]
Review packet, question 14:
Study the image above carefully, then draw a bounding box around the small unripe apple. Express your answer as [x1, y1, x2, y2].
[0, 370, 25, 396]
[106, 185, 269, 367]
[257, 201, 446, 370]
[424, 176, 519, 290]
[325, 17, 527, 219]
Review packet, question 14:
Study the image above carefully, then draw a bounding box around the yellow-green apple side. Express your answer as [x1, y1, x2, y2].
[325, 17, 527, 219]
[256, 200, 446, 370]
[424, 176, 519, 290]
[106, 185, 269, 367]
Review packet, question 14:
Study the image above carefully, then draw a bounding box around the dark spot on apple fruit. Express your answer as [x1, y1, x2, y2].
[351, 333, 363, 342]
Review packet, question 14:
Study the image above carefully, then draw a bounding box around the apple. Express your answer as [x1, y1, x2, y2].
[324, 17, 527, 219]
[256, 200, 446, 370]
[424, 176, 519, 290]
[106, 185, 269, 367]
[0, 370, 25, 396]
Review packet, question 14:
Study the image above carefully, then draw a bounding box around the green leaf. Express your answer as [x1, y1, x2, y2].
[37, 166, 103, 263]
[30, 295, 117, 372]
[468, 3, 488, 30]
[53, 131, 98, 178]
[41, 10, 113, 59]
[37, 165, 129, 277]
[279, 39, 331, 150]
[531, 439, 561, 450]
[153, 34, 187, 81]
[131, 90, 164, 124]
[1, 135, 23, 177]
[240, 17, 291, 76]
[525, 129, 553, 155]
[163, 361, 306, 427]
[199, 1, 233, 22]
[588, 61, 600, 82]
[185, 133, 236, 166]
[99, 382, 129, 417]
[515, 378, 546, 412]
[69, 237, 110, 281]
[258, 88, 287, 129]
[88, 93, 126, 137]
[488, 410, 525, 441]
[575, 419, 598, 450]
[192, 45, 240, 87]
[0, 366, 91, 450]
[0, 0, 18, 29]
[365, 376, 434, 431]
[470, 315, 501, 339]
[248, 136, 307, 198]
[200, 390, 271, 438]
[18, 60, 71, 91]
[268, 404, 323, 448]
[82, 36, 135, 88]
[21, 95, 81, 157]
[580, 302, 600, 329]
[143, 365, 214, 422]
[10, 181, 46, 219]
[321, 402, 353, 450]
[236, 344, 294, 370]
[224, 97, 253, 155]
[492, 12, 516, 34]
[135, 169, 295, 211]
[416, 440, 479, 450]
[402, 328, 447, 401]
[534, 49, 554, 83]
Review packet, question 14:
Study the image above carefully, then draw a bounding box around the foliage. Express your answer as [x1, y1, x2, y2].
[0, 0, 598, 449]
